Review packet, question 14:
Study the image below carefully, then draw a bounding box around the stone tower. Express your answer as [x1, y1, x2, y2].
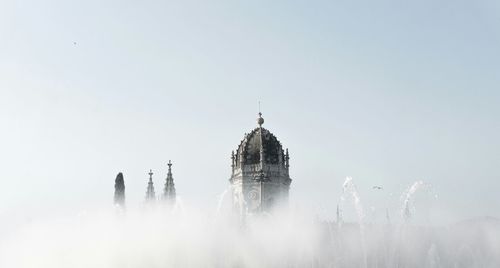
[145, 169, 155, 202]
[163, 160, 176, 205]
[230, 113, 292, 215]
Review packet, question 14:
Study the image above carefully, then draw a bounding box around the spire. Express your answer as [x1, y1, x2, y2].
[114, 172, 125, 208]
[145, 169, 155, 202]
[163, 160, 176, 204]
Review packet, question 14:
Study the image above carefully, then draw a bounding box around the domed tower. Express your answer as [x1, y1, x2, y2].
[230, 113, 292, 215]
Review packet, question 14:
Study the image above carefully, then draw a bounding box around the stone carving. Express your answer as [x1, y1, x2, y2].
[230, 113, 292, 216]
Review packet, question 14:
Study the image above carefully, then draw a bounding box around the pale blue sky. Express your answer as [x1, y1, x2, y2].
[1, 0, 499, 223]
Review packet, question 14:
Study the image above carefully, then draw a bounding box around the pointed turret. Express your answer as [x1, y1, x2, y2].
[114, 172, 125, 208]
[163, 160, 176, 205]
[145, 169, 156, 202]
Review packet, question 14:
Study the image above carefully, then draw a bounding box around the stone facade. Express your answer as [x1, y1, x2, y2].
[229, 113, 292, 215]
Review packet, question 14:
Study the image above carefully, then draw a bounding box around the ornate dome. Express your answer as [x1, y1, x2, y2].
[234, 113, 285, 166]
[229, 113, 292, 215]
[234, 126, 285, 166]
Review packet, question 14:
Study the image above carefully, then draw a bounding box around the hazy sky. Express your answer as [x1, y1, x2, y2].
[1, 0, 499, 224]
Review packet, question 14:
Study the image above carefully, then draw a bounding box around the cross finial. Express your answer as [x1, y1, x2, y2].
[257, 101, 264, 127]
[148, 169, 153, 182]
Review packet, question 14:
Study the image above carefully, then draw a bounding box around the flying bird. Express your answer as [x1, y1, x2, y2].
[373, 186, 383, 190]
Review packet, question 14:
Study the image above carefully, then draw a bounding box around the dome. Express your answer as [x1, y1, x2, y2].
[235, 127, 285, 166]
